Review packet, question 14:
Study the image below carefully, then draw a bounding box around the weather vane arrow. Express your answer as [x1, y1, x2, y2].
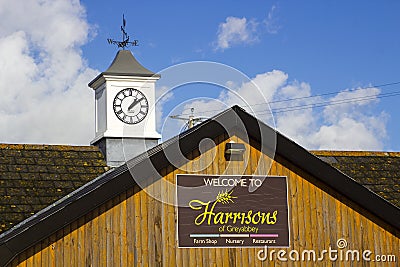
[107, 14, 138, 49]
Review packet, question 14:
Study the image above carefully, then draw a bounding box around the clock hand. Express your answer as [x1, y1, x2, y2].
[128, 98, 143, 111]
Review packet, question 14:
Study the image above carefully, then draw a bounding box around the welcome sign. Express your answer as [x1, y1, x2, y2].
[176, 175, 289, 248]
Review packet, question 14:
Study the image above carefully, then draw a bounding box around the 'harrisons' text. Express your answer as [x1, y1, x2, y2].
[189, 199, 278, 226]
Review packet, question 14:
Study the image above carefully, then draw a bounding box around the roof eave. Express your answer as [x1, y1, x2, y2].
[88, 72, 161, 89]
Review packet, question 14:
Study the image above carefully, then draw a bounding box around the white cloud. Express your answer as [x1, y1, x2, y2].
[161, 70, 387, 150]
[274, 84, 387, 150]
[307, 88, 387, 150]
[214, 6, 281, 51]
[273, 81, 318, 147]
[155, 85, 175, 131]
[234, 70, 288, 104]
[0, 0, 96, 145]
[310, 116, 386, 150]
[179, 70, 288, 128]
[264, 5, 281, 34]
[322, 87, 380, 123]
[215, 17, 258, 50]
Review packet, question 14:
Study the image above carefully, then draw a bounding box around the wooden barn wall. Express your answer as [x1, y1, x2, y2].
[8, 134, 400, 267]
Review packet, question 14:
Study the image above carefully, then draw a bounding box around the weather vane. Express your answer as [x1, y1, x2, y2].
[107, 15, 138, 49]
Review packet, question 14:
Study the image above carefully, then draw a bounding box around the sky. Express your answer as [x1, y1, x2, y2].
[0, 0, 400, 151]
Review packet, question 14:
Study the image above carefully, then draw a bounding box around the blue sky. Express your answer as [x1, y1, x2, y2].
[0, 0, 399, 150]
[83, 0, 400, 91]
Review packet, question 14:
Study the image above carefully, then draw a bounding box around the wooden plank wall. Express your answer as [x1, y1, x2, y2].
[9, 134, 400, 266]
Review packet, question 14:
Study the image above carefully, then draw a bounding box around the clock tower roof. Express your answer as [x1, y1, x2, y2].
[104, 50, 157, 76]
[88, 50, 159, 88]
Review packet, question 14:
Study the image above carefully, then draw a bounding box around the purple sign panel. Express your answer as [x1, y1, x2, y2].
[176, 175, 289, 248]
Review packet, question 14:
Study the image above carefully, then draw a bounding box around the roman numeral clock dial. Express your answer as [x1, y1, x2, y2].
[113, 88, 149, 124]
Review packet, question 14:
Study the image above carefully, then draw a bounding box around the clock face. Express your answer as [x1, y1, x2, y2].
[113, 88, 149, 124]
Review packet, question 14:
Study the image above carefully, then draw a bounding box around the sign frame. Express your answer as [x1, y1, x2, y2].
[176, 174, 290, 248]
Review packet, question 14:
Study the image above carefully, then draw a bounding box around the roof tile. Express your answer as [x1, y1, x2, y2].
[0, 157, 15, 164]
[14, 157, 36, 165]
[7, 165, 28, 172]
[59, 151, 81, 158]
[36, 157, 55, 165]
[0, 172, 21, 179]
[27, 165, 48, 173]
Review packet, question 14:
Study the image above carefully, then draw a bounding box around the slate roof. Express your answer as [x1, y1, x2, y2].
[0, 144, 108, 233]
[312, 151, 400, 208]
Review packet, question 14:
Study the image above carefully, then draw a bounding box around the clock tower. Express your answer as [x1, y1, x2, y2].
[88, 50, 161, 167]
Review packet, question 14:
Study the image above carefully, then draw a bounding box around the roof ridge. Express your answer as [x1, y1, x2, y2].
[310, 150, 400, 157]
[0, 144, 99, 152]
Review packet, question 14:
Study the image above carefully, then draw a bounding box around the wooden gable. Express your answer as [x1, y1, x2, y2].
[7, 131, 399, 267]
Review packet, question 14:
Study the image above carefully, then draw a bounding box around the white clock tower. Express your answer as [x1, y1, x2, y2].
[88, 50, 161, 167]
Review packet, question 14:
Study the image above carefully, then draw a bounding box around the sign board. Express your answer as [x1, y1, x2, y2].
[176, 175, 289, 248]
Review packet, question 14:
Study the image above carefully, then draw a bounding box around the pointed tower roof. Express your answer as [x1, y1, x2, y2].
[88, 50, 159, 88]
[104, 50, 156, 76]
